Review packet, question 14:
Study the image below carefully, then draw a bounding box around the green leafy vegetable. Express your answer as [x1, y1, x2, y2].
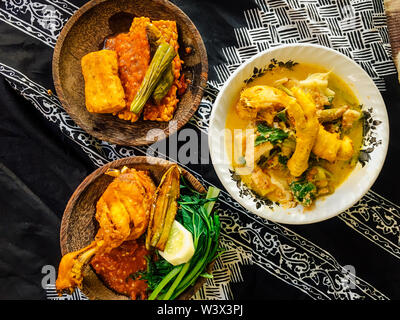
[143, 182, 221, 300]
[130, 254, 174, 293]
[278, 155, 289, 165]
[255, 123, 289, 146]
[289, 180, 316, 207]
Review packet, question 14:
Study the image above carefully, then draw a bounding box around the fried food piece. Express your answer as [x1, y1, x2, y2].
[337, 136, 354, 160]
[81, 50, 126, 113]
[143, 20, 182, 121]
[55, 167, 156, 295]
[298, 72, 335, 109]
[105, 17, 151, 122]
[55, 242, 98, 294]
[287, 87, 319, 177]
[95, 168, 156, 247]
[105, 18, 182, 122]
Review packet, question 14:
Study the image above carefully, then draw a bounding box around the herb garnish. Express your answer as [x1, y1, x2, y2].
[289, 180, 316, 207]
[278, 155, 289, 165]
[255, 123, 289, 146]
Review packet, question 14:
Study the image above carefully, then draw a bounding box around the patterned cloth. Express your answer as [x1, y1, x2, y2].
[0, 0, 399, 300]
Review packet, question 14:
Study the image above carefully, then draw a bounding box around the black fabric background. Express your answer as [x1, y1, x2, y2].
[0, 0, 399, 300]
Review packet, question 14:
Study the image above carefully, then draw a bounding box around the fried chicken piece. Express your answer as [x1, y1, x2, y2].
[55, 167, 156, 295]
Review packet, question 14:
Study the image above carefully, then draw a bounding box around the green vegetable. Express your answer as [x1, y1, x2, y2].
[282, 138, 296, 151]
[153, 65, 174, 105]
[148, 264, 182, 300]
[130, 42, 176, 114]
[276, 109, 288, 122]
[289, 180, 316, 207]
[317, 106, 348, 123]
[314, 166, 332, 181]
[255, 123, 289, 146]
[143, 182, 221, 300]
[146, 23, 163, 57]
[277, 85, 293, 96]
[278, 155, 288, 165]
[130, 254, 174, 293]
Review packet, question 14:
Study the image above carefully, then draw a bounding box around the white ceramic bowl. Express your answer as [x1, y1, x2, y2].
[209, 44, 389, 225]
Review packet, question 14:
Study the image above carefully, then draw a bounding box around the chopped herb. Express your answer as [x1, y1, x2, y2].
[255, 123, 289, 146]
[289, 180, 316, 207]
[278, 155, 289, 165]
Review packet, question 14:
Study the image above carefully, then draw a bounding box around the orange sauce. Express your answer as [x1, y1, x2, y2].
[91, 239, 149, 300]
[104, 17, 184, 122]
[105, 17, 151, 122]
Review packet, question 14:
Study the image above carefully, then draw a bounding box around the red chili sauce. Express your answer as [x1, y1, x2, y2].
[90, 239, 149, 300]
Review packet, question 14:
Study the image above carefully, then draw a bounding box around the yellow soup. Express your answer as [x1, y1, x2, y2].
[225, 62, 363, 208]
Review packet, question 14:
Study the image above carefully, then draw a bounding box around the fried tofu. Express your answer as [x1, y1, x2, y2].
[81, 50, 126, 114]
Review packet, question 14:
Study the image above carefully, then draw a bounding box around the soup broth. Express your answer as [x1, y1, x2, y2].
[225, 63, 363, 208]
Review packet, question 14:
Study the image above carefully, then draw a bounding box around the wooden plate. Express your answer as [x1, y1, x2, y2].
[60, 156, 213, 300]
[53, 0, 208, 146]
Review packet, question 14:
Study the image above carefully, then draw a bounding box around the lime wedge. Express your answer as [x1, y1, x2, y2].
[158, 220, 194, 266]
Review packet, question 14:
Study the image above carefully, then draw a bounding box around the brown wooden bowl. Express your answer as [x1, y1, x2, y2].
[60, 156, 213, 300]
[53, 0, 208, 146]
